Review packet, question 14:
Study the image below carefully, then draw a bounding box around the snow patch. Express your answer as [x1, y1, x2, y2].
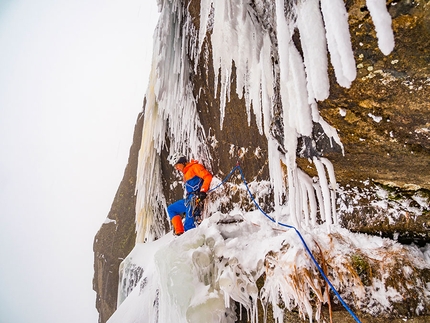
[368, 113, 383, 123]
[104, 218, 116, 225]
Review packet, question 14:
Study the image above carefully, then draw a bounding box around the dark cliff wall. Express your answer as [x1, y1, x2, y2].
[93, 110, 143, 322]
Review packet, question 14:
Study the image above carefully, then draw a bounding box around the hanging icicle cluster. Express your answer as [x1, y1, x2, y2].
[135, 0, 208, 242]
[134, 0, 394, 241]
[193, 0, 393, 230]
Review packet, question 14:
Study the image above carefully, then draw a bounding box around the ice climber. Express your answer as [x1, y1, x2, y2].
[167, 153, 213, 235]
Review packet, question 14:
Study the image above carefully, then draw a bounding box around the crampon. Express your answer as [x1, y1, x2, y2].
[191, 196, 204, 225]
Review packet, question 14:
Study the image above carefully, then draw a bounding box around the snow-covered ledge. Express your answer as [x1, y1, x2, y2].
[110, 211, 430, 322]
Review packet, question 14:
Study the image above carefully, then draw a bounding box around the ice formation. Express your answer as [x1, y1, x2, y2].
[109, 211, 430, 323]
[135, 0, 394, 240]
[135, 0, 208, 242]
[124, 0, 403, 322]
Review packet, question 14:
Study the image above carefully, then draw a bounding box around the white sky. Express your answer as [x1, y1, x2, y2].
[0, 0, 159, 322]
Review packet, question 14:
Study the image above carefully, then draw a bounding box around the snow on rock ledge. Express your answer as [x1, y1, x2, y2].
[109, 210, 430, 323]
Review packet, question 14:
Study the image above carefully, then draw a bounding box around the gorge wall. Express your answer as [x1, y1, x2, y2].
[93, 113, 143, 323]
[93, 0, 429, 322]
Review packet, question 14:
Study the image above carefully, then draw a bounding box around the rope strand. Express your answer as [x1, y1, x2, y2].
[207, 165, 239, 193]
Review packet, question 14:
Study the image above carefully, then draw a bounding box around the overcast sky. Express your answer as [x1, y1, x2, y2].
[0, 0, 159, 322]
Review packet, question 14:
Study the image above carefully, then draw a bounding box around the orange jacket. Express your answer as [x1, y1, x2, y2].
[182, 160, 213, 192]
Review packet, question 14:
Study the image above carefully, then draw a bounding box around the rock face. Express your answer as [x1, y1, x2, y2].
[322, 0, 430, 191]
[93, 112, 143, 322]
[318, 0, 430, 245]
[93, 1, 429, 322]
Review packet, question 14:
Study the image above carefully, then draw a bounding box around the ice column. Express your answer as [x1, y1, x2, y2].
[135, 0, 207, 242]
[135, 63, 166, 242]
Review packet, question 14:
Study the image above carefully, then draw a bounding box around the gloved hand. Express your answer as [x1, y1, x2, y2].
[197, 191, 207, 201]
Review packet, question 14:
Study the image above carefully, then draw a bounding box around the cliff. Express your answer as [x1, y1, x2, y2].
[93, 0, 429, 322]
[93, 112, 143, 322]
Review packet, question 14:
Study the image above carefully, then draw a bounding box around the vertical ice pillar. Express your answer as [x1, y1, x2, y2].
[135, 60, 167, 243]
[135, 0, 207, 242]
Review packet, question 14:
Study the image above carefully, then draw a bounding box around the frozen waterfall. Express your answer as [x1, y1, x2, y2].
[134, 0, 394, 241]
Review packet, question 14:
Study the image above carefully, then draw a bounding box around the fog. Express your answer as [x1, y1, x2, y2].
[0, 0, 158, 322]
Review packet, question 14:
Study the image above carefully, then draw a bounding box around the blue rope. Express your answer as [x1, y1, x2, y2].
[207, 165, 239, 193]
[211, 164, 362, 323]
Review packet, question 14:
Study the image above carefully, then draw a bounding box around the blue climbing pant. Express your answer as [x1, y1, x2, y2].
[167, 176, 204, 232]
[167, 196, 196, 232]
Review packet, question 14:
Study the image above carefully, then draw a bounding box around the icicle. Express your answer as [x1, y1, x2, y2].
[287, 164, 301, 229]
[248, 61, 264, 134]
[298, 168, 318, 227]
[313, 157, 333, 230]
[211, 1, 233, 129]
[313, 180, 325, 223]
[366, 0, 395, 55]
[296, 0, 330, 102]
[268, 137, 286, 219]
[320, 0, 357, 88]
[275, 0, 293, 139]
[321, 157, 338, 225]
[210, 1, 266, 132]
[286, 42, 313, 137]
[300, 179, 310, 227]
[196, 0, 213, 71]
[243, 8, 265, 134]
[260, 33, 274, 138]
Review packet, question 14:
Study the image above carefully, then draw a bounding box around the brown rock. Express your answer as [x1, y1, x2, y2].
[93, 111, 143, 322]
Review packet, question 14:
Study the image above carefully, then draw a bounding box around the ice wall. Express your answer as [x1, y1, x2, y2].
[135, 0, 394, 240]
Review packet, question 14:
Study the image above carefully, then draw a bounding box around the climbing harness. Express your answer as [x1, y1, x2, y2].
[207, 163, 362, 323]
[190, 194, 204, 225]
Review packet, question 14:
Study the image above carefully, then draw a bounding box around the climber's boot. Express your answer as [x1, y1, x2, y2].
[172, 215, 184, 236]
